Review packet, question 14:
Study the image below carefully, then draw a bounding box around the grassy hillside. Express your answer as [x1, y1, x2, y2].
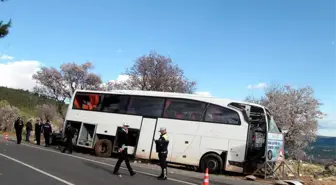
[0, 86, 64, 120]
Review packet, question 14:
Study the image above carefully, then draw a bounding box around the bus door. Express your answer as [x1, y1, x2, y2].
[135, 117, 157, 159]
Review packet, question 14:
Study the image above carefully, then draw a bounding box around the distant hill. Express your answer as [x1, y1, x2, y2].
[307, 136, 336, 161]
[0, 86, 62, 119]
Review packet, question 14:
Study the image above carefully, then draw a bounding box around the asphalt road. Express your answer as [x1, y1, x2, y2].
[0, 138, 237, 185]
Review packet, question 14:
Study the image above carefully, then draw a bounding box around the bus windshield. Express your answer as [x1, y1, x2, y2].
[268, 116, 280, 133]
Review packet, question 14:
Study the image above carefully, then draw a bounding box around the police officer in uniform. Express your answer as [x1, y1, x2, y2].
[42, 120, 52, 147]
[113, 123, 136, 176]
[61, 123, 75, 154]
[155, 127, 169, 180]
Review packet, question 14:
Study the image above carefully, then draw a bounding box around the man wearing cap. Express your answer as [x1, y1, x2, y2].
[155, 127, 169, 180]
[113, 123, 136, 176]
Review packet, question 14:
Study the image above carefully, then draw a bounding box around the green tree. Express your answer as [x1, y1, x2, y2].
[0, 100, 10, 107]
[0, 0, 11, 39]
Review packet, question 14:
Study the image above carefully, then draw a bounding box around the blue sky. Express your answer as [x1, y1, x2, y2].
[0, 0, 335, 136]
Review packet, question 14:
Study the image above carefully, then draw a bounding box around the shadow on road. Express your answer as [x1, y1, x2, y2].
[82, 161, 116, 175]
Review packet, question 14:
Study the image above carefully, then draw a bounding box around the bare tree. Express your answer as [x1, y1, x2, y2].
[60, 62, 102, 97]
[107, 51, 196, 93]
[104, 79, 133, 91]
[32, 62, 102, 119]
[246, 84, 325, 157]
[36, 104, 57, 123]
[33, 67, 68, 119]
[0, 104, 20, 132]
[0, 0, 11, 39]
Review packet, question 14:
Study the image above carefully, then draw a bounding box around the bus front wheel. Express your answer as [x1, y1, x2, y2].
[94, 139, 112, 158]
[200, 153, 223, 174]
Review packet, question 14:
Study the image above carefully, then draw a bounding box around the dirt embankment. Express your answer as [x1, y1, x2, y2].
[299, 176, 336, 185]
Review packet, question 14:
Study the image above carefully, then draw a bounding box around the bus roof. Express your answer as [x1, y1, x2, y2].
[73, 89, 267, 110]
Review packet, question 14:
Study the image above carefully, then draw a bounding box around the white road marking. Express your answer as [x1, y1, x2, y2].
[0, 152, 75, 185]
[19, 143, 197, 185]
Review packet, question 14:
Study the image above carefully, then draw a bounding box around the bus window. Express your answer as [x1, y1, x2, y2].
[73, 92, 102, 111]
[127, 96, 165, 117]
[163, 99, 206, 121]
[204, 104, 241, 125]
[100, 95, 129, 113]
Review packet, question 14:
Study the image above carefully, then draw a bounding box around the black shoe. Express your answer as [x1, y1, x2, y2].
[158, 176, 167, 180]
[157, 174, 163, 179]
[130, 171, 136, 176]
[113, 172, 120, 175]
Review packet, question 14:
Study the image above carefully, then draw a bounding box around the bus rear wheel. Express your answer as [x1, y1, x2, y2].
[200, 153, 223, 174]
[94, 139, 112, 157]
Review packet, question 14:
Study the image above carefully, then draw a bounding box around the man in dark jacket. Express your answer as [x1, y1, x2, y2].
[61, 123, 75, 154]
[34, 119, 43, 145]
[113, 123, 136, 176]
[25, 119, 33, 142]
[14, 117, 24, 144]
[42, 120, 52, 147]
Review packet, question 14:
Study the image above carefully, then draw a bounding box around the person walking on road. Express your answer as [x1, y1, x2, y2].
[25, 119, 33, 142]
[42, 120, 52, 147]
[113, 123, 136, 176]
[155, 127, 170, 180]
[14, 117, 24, 144]
[61, 123, 75, 154]
[34, 119, 43, 145]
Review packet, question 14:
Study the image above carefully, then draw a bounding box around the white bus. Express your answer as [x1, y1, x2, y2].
[62, 89, 281, 174]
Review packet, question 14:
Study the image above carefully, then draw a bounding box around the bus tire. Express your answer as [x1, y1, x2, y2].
[200, 153, 223, 174]
[94, 139, 112, 158]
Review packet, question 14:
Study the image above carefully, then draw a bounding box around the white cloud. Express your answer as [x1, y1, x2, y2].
[194, 91, 212, 97]
[0, 54, 14, 60]
[318, 114, 336, 137]
[318, 129, 336, 137]
[0, 60, 41, 90]
[109, 74, 129, 83]
[116, 49, 124, 53]
[247, 82, 267, 89]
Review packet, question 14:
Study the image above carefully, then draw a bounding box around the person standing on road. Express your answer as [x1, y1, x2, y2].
[155, 127, 170, 180]
[42, 120, 52, 147]
[113, 123, 136, 176]
[34, 119, 43, 145]
[25, 119, 33, 142]
[61, 123, 75, 154]
[14, 117, 24, 144]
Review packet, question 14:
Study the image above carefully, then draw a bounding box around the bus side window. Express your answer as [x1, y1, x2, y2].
[163, 99, 206, 121]
[126, 96, 165, 117]
[204, 104, 241, 125]
[100, 95, 128, 113]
